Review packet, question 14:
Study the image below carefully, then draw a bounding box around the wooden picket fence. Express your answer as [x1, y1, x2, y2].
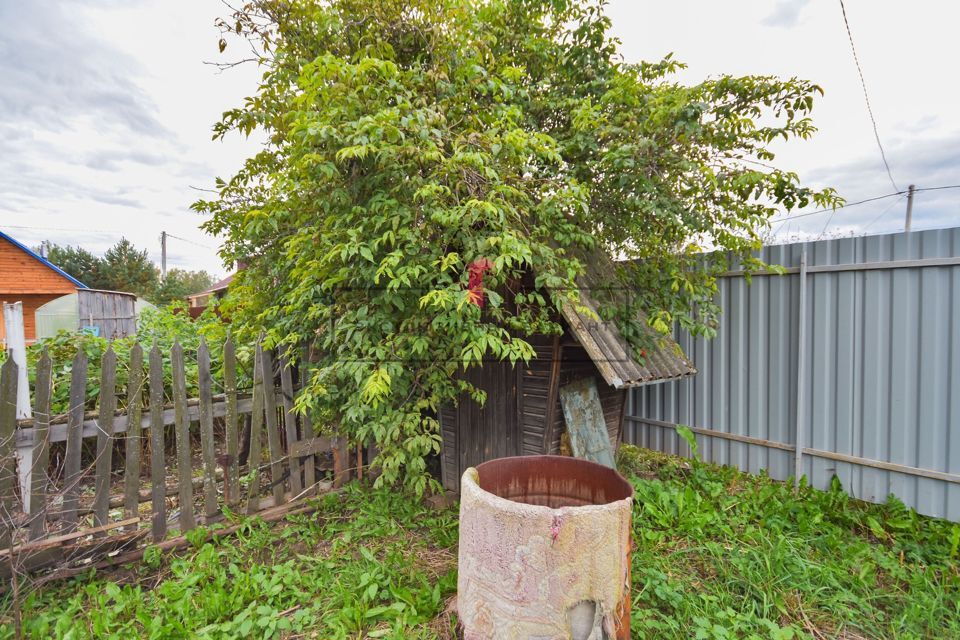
[0, 339, 339, 579]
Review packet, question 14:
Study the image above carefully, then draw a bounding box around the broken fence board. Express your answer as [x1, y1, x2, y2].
[149, 344, 167, 542]
[0, 360, 17, 548]
[279, 357, 303, 496]
[123, 343, 144, 529]
[171, 342, 195, 532]
[28, 350, 52, 540]
[246, 345, 266, 515]
[93, 346, 117, 531]
[62, 350, 88, 532]
[299, 350, 317, 494]
[223, 337, 240, 506]
[261, 349, 286, 506]
[198, 341, 218, 518]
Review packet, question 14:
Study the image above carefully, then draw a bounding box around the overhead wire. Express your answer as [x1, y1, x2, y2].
[770, 185, 960, 224]
[838, 0, 899, 192]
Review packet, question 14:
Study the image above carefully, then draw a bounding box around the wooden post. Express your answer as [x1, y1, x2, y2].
[261, 349, 286, 505]
[93, 346, 117, 530]
[332, 433, 350, 489]
[223, 337, 240, 505]
[149, 344, 167, 541]
[171, 342, 195, 531]
[198, 341, 218, 518]
[0, 359, 17, 549]
[246, 345, 266, 515]
[28, 350, 52, 540]
[62, 350, 88, 532]
[279, 357, 303, 496]
[122, 344, 144, 530]
[3, 303, 31, 420]
[5, 302, 32, 516]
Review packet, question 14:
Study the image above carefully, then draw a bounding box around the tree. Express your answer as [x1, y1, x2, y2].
[196, 0, 839, 491]
[97, 239, 160, 299]
[153, 269, 216, 306]
[46, 244, 103, 288]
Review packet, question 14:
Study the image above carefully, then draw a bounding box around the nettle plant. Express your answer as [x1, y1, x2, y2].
[195, 0, 838, 492]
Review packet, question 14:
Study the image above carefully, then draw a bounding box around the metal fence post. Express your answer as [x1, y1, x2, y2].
[794, 249, 808, 488]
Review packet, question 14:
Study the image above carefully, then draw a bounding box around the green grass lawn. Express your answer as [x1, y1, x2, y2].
[3, 446, 958, 639]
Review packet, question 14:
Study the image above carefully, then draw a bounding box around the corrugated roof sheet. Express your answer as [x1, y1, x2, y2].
[559, 247, 697, 389]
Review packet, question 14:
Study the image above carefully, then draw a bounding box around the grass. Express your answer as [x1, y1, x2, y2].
[2, 445, 958, 639]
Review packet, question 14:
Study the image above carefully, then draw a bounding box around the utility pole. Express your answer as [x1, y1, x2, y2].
[904, 184, 916, 233]
[160, 231, 167, 280]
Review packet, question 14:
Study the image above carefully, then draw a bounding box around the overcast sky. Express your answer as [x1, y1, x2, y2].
[1, 0, 958, 276]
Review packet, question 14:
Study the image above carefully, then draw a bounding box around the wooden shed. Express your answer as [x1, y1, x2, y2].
[438, 251, 697, 492]
[0, 231, 86, 344]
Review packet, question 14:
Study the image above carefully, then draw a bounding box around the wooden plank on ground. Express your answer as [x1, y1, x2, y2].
[279, 357, 303, 496]
[223, 337, 239, 505]
[198, 341, 218, 518]
[0, 359, 17, 548]
[299, 350, 317, 494]
[171, 342, 195, 531]
[93, 346, 117, 531]
[123, 343, 144, 530]
[28, 349, 52, 540]
[62, 349, 87, 532]
[149, 344, 166, 542]
[246, 345, 266, 515]
[262, 349, 286, 505]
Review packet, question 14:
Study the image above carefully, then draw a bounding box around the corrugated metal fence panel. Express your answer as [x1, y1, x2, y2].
[627, 227, 960, 521]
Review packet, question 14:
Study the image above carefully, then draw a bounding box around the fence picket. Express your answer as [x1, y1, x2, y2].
[171, 342, 195, 531]
[198, 341, 218, 518]
[223, 338, 239, 506]
[0, 359, 17, 548]
[299, 351, 317, 495]
[261, 349, 286, 505]
[149, 344, 166, 542]
[123, 343, 144, 529]
[279, 357, 303, 497]
[62, 350, 88, 532]
[28, 349, 52, 541]
[93, 346, 117, 531]
[246, 345, 266, 515]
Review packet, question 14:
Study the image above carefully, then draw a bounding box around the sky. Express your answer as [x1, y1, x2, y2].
[1, 0, 958, 276]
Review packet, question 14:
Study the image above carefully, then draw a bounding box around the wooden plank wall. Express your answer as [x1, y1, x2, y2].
[439, 331, 626, 492]
[77, 289, 137, 339]
[0, 338, 331, 576]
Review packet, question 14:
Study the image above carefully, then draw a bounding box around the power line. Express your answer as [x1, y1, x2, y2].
[164, 232, 215, 250]
[861, 194, 907, 233]
[770, 191, 903, 222]
[770, 184, 960, 224]
[838, 0, 898, 192]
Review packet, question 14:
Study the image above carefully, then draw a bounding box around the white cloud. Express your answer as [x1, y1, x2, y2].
[762, 0, 812, 28]
[1, 0, 958, 272]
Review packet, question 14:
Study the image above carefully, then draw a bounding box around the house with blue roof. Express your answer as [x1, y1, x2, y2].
[0, 230, 86, 343]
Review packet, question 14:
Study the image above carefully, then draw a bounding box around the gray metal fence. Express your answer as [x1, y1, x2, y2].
[627, 227, 960, 521]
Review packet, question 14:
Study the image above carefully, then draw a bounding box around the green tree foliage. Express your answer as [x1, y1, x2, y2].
[45, 244, 102, 287]
[100, 238, 160, 298]
[153, 268, 216, 306]
[195, 0, 839, 490]
[47, 240, 214, 306]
